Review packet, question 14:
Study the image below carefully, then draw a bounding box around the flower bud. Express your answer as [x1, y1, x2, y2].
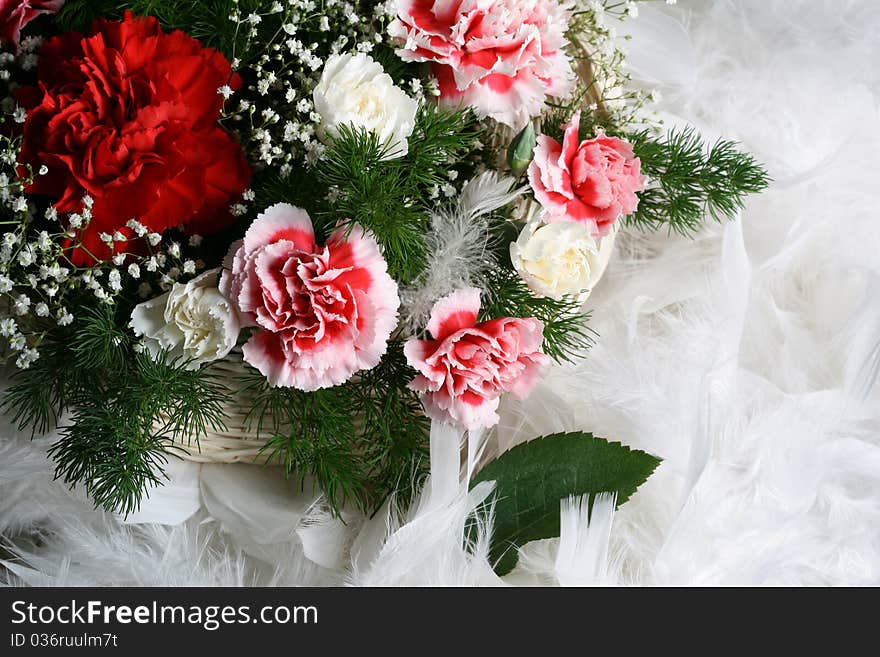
[507, 122, 537, 176]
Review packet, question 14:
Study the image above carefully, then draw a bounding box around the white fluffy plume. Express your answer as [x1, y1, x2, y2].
[3, 0, 880, 586]
[398, 171, 524, 334]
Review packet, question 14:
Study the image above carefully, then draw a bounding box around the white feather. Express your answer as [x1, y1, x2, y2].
[398, 172, 524, 334]
[555, 493, 617, 586]
[4, 0, 880, 586]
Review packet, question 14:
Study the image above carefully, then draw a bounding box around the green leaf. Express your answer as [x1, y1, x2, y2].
[471, 431, 660, 575]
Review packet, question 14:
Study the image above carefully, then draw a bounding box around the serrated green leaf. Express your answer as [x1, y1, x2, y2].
[471, 431, 660, 575]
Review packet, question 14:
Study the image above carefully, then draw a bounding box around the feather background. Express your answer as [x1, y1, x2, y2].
[2, 0, 879, 586]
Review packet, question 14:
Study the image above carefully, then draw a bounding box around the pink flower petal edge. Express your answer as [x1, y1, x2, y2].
[528, 111, 646, 237]
[221, 203, 400, 390]
[404, 286, 550, 430]
[389, 0, 575, 129]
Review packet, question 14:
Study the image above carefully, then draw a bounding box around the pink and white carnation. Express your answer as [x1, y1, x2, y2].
[389, 0, 575, 129]
[404, 287, 549, 430]
[220, 203, 400, 391]
[529, 111, 646, 237]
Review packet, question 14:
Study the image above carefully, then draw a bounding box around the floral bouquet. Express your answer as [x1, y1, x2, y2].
[0, 0, 767, 574]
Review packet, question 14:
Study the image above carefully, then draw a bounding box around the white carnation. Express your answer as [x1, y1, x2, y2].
[129, 269, 240, 369]
[510, 219, 617, 301]
[313, 52, 418, 159]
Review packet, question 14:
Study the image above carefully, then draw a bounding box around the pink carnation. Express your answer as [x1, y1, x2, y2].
[529, 111, 646, 237]
[389, 0, 575, 129]
[0, 0, 64, 52]
[404, 287, 549, 430]
[221, 203, 400, 391]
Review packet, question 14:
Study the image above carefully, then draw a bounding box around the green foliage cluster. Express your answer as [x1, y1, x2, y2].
[57, 0, 259, 57]
[3, 294, 430, 516]
[314, 106, 480, 282]
[626, 128, 771, 235]
[3, 304, 227, 515]
[480, 268, 596, 363]
[240, 341, 429, 514]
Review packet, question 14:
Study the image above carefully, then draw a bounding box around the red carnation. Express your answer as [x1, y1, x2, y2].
[0, 0, 64, 52]
[16, 11, 250, 264]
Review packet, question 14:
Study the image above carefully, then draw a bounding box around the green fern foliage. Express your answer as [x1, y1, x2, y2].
[627, 128, 770, 235]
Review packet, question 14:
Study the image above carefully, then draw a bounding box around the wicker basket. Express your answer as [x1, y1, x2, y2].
[158, 349, 278, 464]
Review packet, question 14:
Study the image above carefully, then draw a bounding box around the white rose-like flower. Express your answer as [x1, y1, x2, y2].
[130, 269, 239, 369]
[510, 220, 617, 301]
[313, 52, 418, 159]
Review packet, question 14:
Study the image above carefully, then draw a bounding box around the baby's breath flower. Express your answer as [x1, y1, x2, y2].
[108, 269, 122, 292]
[16, 347, 39, 369]
[13, 294, 30, 315]
[126, 219, 148, 237]
[0, 317, 16, 337]
[57, 309, 74, 326]
[36, 230, 51, 251]
[17, 246, 34, 267]
[48, 263, 67, 281]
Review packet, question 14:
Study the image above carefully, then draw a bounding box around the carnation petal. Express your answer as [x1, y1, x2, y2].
[16, 11, 250, 266]
[505, 352, 551, 400]
[130, 291, 173, 343]
[404, 339, 439, 380]
[242, 331, 294, 388]
[561, 111, 581, 168]
[244, 203, 315, 254]
[392, 0, 574, 127]
[443, 391, 501, 431]
[427, 287, 481, 340]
